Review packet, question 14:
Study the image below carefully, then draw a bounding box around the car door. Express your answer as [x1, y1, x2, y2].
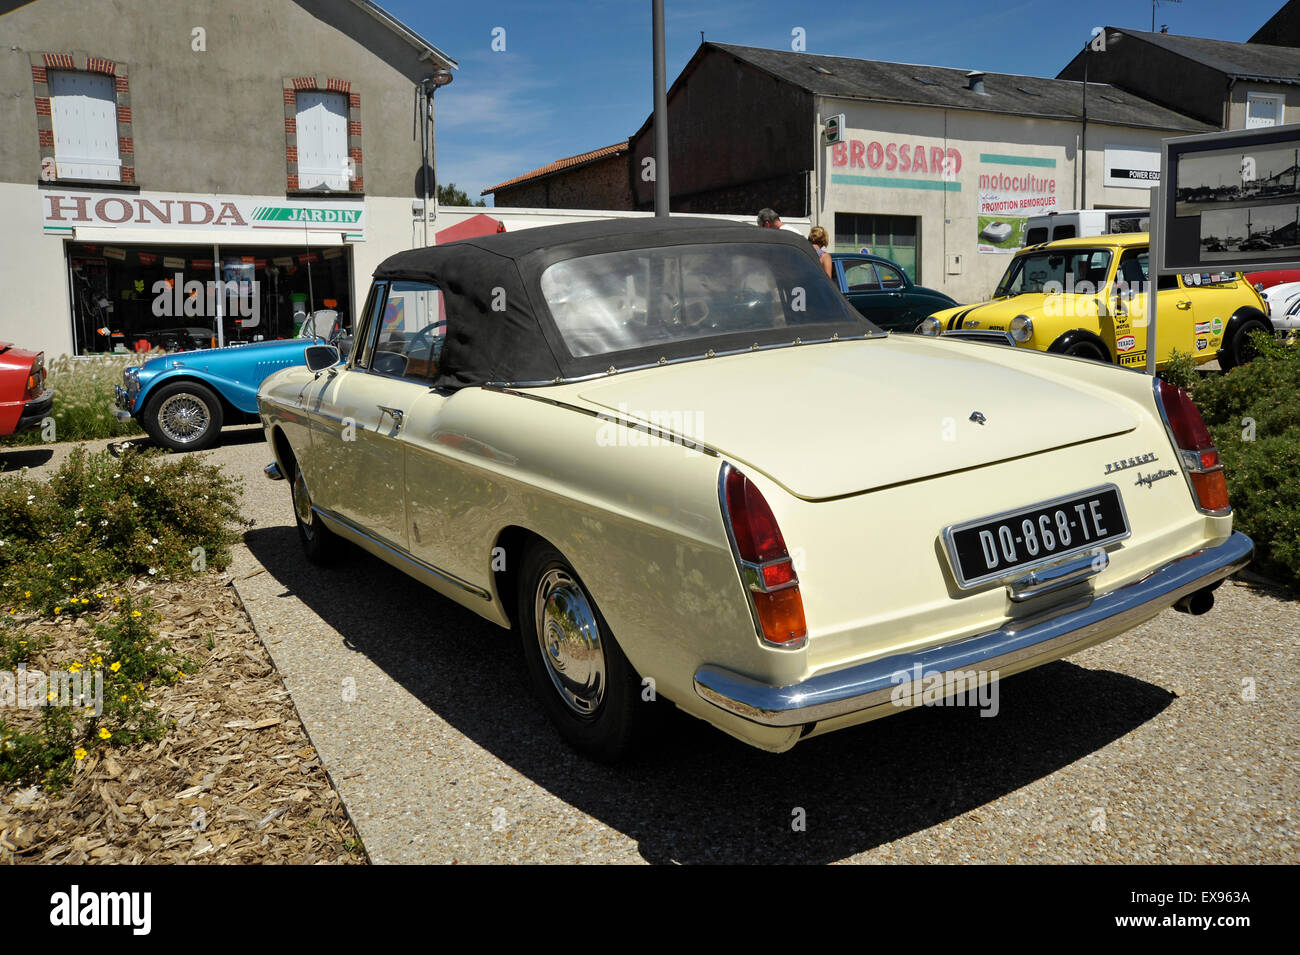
[836, 258, 899, 329]
[1109, 248, 1193, 367]
[302, 280, 445, 548]
[871, 260, 921, 331]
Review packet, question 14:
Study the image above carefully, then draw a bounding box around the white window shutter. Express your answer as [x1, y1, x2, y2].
[296, 91, 350, 190]
[1246, 94, 1283, 129]
[49, 71, 121, 181]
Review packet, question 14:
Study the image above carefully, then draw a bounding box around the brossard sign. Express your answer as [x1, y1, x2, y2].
[41, 191, 366, 239]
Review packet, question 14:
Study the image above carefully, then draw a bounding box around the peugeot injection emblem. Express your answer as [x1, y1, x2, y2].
[969, 411, 986, 425]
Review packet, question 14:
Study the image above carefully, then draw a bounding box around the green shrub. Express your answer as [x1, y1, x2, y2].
[0, 597, 183, 790]
[1158, 348, 1200, 390]
[0, 446, 245, 614]
[0, 353, 146, 447]
[1191, 331, 1300, 591]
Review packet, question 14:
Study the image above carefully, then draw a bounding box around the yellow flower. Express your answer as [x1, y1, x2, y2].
[24, 591, 30, 598]
[131, 610, 141, 618]
[74, 748, 87, 761]
[119, 695, 128, 702]
[98, 728, 111, 740]
[137, 682, 144, 691]
[113, 597, 121, 605]
[68, 662, 82, 673]
[46, 691, 56, 702]
[53, 606, 61, 614]
[90, 655, 103, 667]
[110, 661, 121, 672]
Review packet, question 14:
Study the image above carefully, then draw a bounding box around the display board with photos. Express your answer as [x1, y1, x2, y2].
[1160, 123, 1300, 273]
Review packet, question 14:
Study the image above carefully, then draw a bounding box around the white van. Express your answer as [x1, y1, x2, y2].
[1024, 209, 1149, 246]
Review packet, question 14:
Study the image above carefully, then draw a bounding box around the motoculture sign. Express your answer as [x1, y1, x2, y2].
[976, 155, 1060, 253]
[41, 190, 366, 240]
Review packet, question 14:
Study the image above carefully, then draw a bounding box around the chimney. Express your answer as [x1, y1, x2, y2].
[966, 70, 987, 94]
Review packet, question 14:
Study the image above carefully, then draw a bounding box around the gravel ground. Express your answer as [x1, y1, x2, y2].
[5, 428, 1296, 864]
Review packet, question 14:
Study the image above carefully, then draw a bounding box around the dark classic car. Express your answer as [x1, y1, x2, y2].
[0, 342, 52, 437]
[830, 253, 958, 332]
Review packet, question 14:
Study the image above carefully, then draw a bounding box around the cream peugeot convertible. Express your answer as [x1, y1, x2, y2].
[257, 219, 1251, 760]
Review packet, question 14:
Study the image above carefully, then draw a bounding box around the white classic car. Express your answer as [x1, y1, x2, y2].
[1259, 280, 1300, 333]
[257, 218, 1252, 760]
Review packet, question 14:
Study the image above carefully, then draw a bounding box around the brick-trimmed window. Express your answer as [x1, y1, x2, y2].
[283, 76, 362, 193]
[31, 52, 134, 184]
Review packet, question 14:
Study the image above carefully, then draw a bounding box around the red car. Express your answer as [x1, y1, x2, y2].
[0, 342, 53, 437]
[1245, 268, 1300, 290]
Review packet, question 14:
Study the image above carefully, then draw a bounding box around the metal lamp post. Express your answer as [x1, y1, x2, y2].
[420, 68, 454, 246]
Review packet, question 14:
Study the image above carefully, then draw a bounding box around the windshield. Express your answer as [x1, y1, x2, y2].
[539, 242, 869, 358]
[995, 248, 1114, 297]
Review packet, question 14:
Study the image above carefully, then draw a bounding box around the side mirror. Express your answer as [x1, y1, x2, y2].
[304, 344, 340, 373]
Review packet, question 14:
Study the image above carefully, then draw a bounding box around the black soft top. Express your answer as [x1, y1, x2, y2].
[372, 216, 864, 388]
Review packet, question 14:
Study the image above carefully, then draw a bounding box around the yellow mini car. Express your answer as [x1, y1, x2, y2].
[921, 233, 1272, 370]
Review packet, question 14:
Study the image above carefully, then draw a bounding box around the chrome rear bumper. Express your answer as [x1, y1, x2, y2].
[694, 531, 1253, 727]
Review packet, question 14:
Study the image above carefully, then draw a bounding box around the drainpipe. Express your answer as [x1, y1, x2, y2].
[1081, 50, 1089, 210]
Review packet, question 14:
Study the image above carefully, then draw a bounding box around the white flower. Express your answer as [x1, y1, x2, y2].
[147, 567, 157, 575]
[143, 476, 151, 484]
[151, 538, 158, 544]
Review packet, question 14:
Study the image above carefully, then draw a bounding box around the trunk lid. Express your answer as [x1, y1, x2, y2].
[575, 338, 1136, 500]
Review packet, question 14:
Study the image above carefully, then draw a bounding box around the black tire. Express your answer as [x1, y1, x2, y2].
[1060, 340, 1110, 363]
[1219, 317, 1271, 371]
[285, 450, 345, 565]
[141, 381, 224, 451]
[517, 541, 650, 761]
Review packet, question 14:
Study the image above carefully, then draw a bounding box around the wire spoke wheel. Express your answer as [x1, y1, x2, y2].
[156, 393, 210, 444]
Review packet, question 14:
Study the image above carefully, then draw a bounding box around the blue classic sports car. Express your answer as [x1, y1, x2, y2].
[114, 312, 345, 451]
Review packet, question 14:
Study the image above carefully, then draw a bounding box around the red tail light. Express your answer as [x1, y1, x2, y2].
[721, 464, 808, 647]
[1155, 380, 1230, 514]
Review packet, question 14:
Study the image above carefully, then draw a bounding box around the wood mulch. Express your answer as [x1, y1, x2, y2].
[0, 572, 366, 864]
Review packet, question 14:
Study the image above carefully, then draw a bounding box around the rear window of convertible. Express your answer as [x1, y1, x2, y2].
[539, 242, 867, 358]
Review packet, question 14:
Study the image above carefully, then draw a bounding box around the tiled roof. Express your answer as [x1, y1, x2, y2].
[707, 42, 1212, 132]
[481, 142, 629, 195]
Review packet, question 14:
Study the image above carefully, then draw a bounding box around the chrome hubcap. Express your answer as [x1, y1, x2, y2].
[534, 568, 605, 717]
[157, 393, 209, 443]
[292, 470, 315, 536]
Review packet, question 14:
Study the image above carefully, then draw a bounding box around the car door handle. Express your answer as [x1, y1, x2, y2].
[1176, 300, 1192, 309]
[377, 405, 405, 430]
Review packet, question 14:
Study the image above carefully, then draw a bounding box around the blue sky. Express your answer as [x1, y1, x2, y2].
[377, 0, 1288, 204]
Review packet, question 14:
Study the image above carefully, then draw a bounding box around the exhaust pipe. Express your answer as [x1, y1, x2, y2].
[1174, 588, 1215, 615]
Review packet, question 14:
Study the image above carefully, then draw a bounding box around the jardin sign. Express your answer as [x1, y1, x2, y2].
[42, 190, 366, 239]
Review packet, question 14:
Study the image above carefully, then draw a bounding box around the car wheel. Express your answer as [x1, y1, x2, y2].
[517, 541, 649, 761]
[1220, 317, 1271, 370]
[286, 452, 345, 565]
[1060, 340, 1110, 363]
[142, 381, 224, 451]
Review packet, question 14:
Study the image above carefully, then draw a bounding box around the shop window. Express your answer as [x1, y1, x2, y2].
[48, 71, 121, 181]
[296, 91, 351, 190]
[1246, 92, 1285, 129]
[834, 213, 920, 283]
[65, 242, 353, 355]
